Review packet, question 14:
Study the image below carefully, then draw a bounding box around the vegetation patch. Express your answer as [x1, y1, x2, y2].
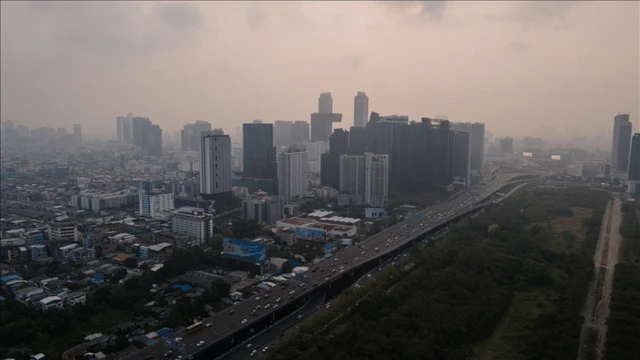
[604, 201, 640, 360]
[268, 188, 609, 360]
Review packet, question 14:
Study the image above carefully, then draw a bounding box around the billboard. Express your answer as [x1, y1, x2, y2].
[551, 155, 561, 161]
[222, 238, 267, 264]
[296, 228, 327, 242]
[523, 152, 533, 158]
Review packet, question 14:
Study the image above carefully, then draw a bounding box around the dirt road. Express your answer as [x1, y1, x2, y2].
[577, 195, 623, 360]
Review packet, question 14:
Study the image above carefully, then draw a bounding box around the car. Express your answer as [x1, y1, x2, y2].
[340, 269, 344, 273]
[241, 319, 248, 324]
[265, 303, 271, 309]
[251, 310, 256, 315]
[205, 322, 212, 328]
[297, 314, 304, 319]
[325, 276, 330, 281]
[247, 343, 253, 349]
[164, 350, 173, 357]
[256, 305, 261, 310]
[289, 290, 295, 295]
[300, 283, 305, 287]
[263, 346, 269, 353]
[333, 258, 338, 261]
[361, 251, 365, 255]
[250, 350, 258, 356]
[255, 296, 260, 301]
[264, 294, 270, 298]
[229, 309, 235, 315]
[176, 356, 183, 360]
[276, 297, 281, 302]
[374, 247, 379, 252]
[197, 340, 205, 347]
[274, 304, 279, 308]
[175, 337, 183, 342]
[385, 244, 389, 247]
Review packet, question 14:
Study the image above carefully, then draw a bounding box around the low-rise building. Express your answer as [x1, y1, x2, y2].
[170, 207, 214, 246]
[40, 296, 64, 310]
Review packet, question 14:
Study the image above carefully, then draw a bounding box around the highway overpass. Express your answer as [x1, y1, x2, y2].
[119, 170, 540, 360]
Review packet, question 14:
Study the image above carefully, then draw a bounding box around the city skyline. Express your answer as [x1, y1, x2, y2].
[1, 2, 638, 139]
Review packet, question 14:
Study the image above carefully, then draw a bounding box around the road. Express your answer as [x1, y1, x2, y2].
[577, 195, 623, 360]
[120, 170, 539, 360]
[218, 295, 326, 360]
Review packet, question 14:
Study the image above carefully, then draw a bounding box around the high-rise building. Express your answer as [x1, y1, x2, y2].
[241, 192, 283, 225]
[182, 121, 212, 151]
[306, 141, 329, 174]
[628, 133, 640, 194]
[452, 132, 471, 186]
[132, 117, 162, 156]
[274, 120, 294, 148]
[364, 152, 389, 207]
[612, 114, 633, 173]
[243, 121, 277, 182]
[170, 207, 214, 246]
[450, 122, 485, 174]
[278, 149, 308, 201]
[319, 92, 333, 114]
[339, 154, 366, 204]
[73, 124, 82, 144]
[116, 114, 133, 143]
[291, 121, 310, 144]
[321, 129, 349, 189]
[499, 137, 513, 156]
[348, 126, 366, 155]
[200, 130, 232, 202]
[354, 91, 369, 128]
[310, 113, 342, 142]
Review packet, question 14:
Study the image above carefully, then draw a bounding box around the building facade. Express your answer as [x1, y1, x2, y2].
[364, 152, 389, 207]
[200, 130, 232, 201]
[170, 207, 214, 245]
[278, 149, 308, 202]
[241, 192, 283, 225]
[612, 114, 633, 173]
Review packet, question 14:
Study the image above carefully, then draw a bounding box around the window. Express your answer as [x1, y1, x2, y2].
[215, 156, 217, 161]
[215, 146, 217, 151]
[216, 182, 218, 188]
[215, 164, 218, 169]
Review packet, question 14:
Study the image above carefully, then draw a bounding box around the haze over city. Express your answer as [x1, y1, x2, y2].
[1, 1, 638, 141]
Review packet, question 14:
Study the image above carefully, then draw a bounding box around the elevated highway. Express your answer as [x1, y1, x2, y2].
[120, 170, 540, 360]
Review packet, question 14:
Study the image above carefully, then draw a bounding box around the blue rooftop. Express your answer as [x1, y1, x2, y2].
[171, 284, 193, 293]
[155, 328, 174, 338]
[0, 274, 22, 284]
[92, 274, 105, 280]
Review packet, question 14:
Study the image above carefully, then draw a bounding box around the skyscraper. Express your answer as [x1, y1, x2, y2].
[182, 121, 212, 151]
[339, 154, 366, 204]
[243, 121, 277, 181]
[274, 120, 294, 148]
[319, 92, 333, 114]
[364, 152, 389, 207]
[116, 113, 133, 143]
[321, 129, 349, 189]
[291, 121, 310, 144]
[628, 133, 639, 194]
[348, 126, 366, 155]
[612, 114, 633, 173]
[450, 122, 485, 174]
[278, 149, 308, 202]
[499, 137, 513, 156]
[73, 124, 82, 144]
[310, 113, 342, 142]
[132, 117, 162, 156]
[200, 130, 232, 202]
[452, 132, 471, 185]
[354, 91, 369, 128]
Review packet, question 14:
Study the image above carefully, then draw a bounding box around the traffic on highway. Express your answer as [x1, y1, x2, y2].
[120, 170, 537, 360]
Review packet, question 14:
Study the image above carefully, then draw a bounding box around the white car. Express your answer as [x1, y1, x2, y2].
[255, 297, 260, 301]
[264, 304, 271, 309]
[241, 319, 248, 324]
[263, 346, 269, 353]
[205, 323, 212, 328]
[276, 297, 281, 302]
[197, 340, 205, 347]
[247, 343, 253, 349]
[175, 337, 182, 342]
[250, 350, 257, 356]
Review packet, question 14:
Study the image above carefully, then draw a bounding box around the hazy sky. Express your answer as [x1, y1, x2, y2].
[1, 1, 638, 138]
